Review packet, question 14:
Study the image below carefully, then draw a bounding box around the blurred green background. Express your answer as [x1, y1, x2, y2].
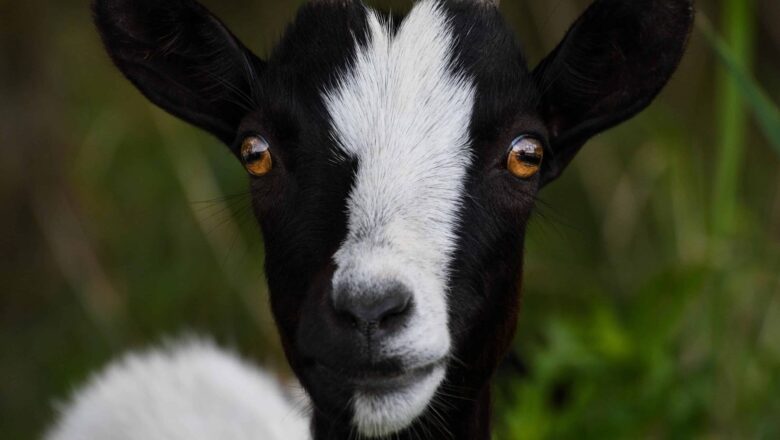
[1, 0, 779, 438]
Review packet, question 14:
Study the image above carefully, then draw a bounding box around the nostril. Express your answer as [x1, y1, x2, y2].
[331, 284, 413, 330]
[379, 293, 411, 323]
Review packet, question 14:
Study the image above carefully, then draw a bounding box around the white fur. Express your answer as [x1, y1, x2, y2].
[353, 365, 447, 438]
[324, 0, 475, 435]
[46, 341, 310, 440]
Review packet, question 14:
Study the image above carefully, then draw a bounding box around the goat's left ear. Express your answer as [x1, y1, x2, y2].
[534, 0, 694, 185]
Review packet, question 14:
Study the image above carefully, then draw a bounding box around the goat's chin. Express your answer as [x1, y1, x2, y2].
[351, 365, 446, 438]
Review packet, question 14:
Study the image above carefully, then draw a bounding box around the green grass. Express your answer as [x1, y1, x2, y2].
[710, 0, 755, 241]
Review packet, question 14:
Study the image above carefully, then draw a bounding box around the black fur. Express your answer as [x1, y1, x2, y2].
[533, 0, 695, 184]
[92, 0, 265, 145]
[93, 1, 694, 438]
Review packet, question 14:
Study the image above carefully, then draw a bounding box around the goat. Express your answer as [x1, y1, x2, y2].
[47, 0, 694, 438]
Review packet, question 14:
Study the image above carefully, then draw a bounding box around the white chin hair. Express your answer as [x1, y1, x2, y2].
[352, 366, 446, 438]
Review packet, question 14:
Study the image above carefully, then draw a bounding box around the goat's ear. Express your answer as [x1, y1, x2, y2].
[93, 0, 263, 145]
[533, 0, 693, 185]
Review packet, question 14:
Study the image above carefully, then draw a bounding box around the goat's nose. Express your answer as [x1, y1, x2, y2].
[332, 285, 413, 332]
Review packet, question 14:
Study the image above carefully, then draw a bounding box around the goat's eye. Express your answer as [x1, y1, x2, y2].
[507, 136, 544, 179]
[241, 135, 273, 177]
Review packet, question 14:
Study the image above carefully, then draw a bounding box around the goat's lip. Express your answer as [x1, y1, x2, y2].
[313, 360, 445, 392]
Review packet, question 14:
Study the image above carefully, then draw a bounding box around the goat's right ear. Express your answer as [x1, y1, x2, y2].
[93, 0, 264, 145]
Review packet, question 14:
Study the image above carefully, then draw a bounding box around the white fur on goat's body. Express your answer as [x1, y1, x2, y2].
[45, 341, 310, 440]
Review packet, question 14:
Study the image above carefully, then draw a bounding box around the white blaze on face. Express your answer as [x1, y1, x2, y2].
[324, 0, 475, 436]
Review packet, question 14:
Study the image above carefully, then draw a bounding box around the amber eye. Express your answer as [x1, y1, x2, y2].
[507, 136, 544, 179]
[241, 135, 273, 177]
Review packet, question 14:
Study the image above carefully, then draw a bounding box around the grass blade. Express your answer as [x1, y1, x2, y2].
[699, 14, 780, 156]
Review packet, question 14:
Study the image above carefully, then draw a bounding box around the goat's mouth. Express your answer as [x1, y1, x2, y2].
[314, 359, 446, 394]
[305, 358, 448, 436]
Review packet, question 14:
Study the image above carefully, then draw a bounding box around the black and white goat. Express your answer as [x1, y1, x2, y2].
[47, 0, 693, 438]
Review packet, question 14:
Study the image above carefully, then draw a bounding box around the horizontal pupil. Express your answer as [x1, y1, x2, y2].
[245, 152, 265, 162]
[519, 151, 542, 166]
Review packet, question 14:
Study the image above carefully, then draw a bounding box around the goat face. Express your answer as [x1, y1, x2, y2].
[94, 0, 693, 437]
